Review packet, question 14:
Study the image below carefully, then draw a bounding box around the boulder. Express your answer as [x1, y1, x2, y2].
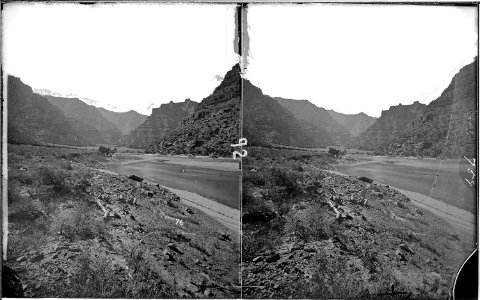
[359, 176, 374, 183]
[168, 243, 184, 255]
[128, 175, 144, 182]
[266, 253, 280, 263]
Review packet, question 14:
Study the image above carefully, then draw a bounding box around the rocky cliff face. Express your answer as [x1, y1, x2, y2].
[243, 81, 333, 148]
[119, 100, 197, 149]
[97, 108, 148, 135]
[275, 98, 353, 146]
[379, 58, 477, 158]
[7, 76, 87, 146]
[46, 96, 123, 145]
[350, 101, 426, 150]
[146, 65, 240, 157]
[327, 110, 377, 137]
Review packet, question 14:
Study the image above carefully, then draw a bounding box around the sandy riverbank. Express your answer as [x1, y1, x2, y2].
[394, 187, 475, 235]
[97, 168, 240, 232]
[165, 187, 240, 232]
[326, 169, 475, 237]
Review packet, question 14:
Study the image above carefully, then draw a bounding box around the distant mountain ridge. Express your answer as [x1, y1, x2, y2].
[118, 99, 198, 148]
[243, 80, 331, 148]
[45, 95, 123, 145]
[97, 108, 147, 136]
[275, 97, 353, 146]
[327, 110, 377, 137]
[350, 101, 427, 150]
[146, 64, 240, 157]
[7, 76, 87, 146]
[379, 58, 477, 158]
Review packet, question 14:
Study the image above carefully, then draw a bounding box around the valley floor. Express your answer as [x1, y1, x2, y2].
[5, 144, 240, 298]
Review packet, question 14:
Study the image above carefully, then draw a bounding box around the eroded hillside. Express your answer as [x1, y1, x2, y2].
[6, 145, 240, 298]
[242, 147, 473, 299]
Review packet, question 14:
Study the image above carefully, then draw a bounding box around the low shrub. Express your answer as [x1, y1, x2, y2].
[243, 171, 266, 186]
[61, 161, 73, 170]
[420, 240, 440, 256]
[37, 165, 70, 194]
[98, 146, 116, 157]
[292, 163, 304, 172]
[60, 252, 125, 298]
[55, 202, 105, 242]
[7, 182, 22, 204]
[299, 254, 373, 299]
[270, 167, 302, 195]
[10, 170, 34, 185]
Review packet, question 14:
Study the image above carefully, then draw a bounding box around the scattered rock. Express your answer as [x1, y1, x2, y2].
[167, 201, 179, 209]
[218, 233, 231, 242]
[359, 176, 374, 183]
[243, 208, 277, 223]
[168, 243, 184, 255]
[30, 253, 45, 263]
[252, 256, 263, 262]
[289, 245, 303, 252]
[399, 243, 415, 254]
[395, 249, 407, 262]
[128, 175, 144, 182]
[266, 253, 280, 263]
[186, 208, 195, 215]
[204, 288, 214, 297]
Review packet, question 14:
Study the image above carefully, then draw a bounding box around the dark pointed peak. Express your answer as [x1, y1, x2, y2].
[212, 63, 241, 94]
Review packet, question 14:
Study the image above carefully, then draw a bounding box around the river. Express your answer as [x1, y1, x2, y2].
[338, 156, 476, 214]
[105, 155, 241, 209]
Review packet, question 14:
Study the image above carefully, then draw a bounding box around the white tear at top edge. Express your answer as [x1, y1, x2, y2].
[235, 4, 250, 76]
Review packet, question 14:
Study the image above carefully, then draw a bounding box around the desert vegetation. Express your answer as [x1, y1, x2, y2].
[242, 147, 474, 299]
[6, 144, 240, 298]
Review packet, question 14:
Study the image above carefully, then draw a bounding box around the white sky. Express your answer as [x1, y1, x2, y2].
[246, 4, 478, 117]
[3, 3, 238, 115]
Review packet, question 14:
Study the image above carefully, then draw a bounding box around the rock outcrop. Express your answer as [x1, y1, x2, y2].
[275, 98, 353, 146]
[96, 108, 147, 135]
[379, 58, 477, 158]
[327, 110, 377, 137]
[119, 99, 197, 149]
[146, 64, 240, 157]
[244, 81, 332, 148]
[7, 76, 87, 146]
[350, 101, 426, 150]
[45, 96, 123, 145]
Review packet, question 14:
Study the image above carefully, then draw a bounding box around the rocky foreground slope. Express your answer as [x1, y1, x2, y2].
[379, 58, 477, 158]
[6, 145, 240, 298]
[350, 101, 426, 151]
[119, 99, 198, 148]
[146, 65, 240, 157]
[242, 147, 473, 299]
[7, 76, 87, 146]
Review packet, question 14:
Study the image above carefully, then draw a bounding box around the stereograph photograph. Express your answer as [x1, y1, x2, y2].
[1, 1, 478, 300]
[241, 3, 477, 300]
[2, 2, 241, 298]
